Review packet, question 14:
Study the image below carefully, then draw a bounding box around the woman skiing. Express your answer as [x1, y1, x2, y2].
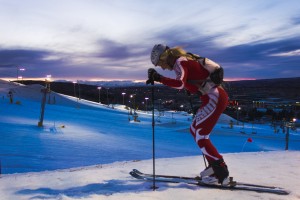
[147, 44, 229, 185]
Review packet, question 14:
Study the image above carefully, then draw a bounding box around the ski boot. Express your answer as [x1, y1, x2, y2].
[211, 158, 230, 186]
[200, 165, 218, 184]
[200, 158, 229, 186]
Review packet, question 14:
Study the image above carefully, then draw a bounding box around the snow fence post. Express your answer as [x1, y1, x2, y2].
[38, 80, 51, 127]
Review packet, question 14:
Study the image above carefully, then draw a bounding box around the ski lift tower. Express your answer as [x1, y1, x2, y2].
[38, 75, 51, 127]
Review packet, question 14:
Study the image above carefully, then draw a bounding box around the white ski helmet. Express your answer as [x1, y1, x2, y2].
[150, 44, 168, 66]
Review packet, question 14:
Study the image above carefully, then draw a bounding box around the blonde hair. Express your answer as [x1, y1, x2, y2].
[159, 46, 195, 62]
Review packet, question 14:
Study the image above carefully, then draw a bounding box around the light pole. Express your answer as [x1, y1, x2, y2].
[122, 92, 126, 105]
[46, 75, 51, 86]
[145, 97, 149, 113]
[285, 118, 296, 150]
[97, 87, 101, 104]
[17, 67, 26, 82]
[19, 68, 25, 72]
[106, 88, 109, 106]
[77, 80, 81, 100]
[130, 95, 133, 115]
[132, 94, 136, 114]
[72, 81, 77, 98]
[237, 106, 241, 125]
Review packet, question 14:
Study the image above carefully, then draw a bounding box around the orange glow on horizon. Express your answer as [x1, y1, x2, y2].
[1, 77, 256, 82]
[0, 77, 147, 82]
[224, 78, 256, 81]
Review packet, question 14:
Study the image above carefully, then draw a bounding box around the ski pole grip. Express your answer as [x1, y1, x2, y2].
[146, 79, 154, 85]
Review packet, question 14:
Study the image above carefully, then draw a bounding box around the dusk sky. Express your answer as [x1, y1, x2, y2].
[0, 0, 300, 81]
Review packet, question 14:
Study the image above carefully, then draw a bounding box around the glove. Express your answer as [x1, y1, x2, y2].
[146, 68, 161, 85]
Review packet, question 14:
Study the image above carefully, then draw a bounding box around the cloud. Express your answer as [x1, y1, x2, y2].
[215, 37, 300, 79]
[156, 34, 300, 79]
[270, 49, 300, 57]
[0, 44, 151, 80]
[96, 40, 132, 60]
[0, 48, 70, 78]
[149, 26, 225, 52]
[96, 39, 148, 60]
[291, 16, 300, 25]
[1, 31, 299, 81]
[0, 49, 68, 67]
[0, 49, 47, 67]
[188, 36, 300, 62]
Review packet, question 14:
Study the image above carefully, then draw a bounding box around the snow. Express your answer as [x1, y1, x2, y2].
[0, 80, 299, 200]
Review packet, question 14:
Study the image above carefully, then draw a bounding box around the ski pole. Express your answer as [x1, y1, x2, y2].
[146, 76, 158, 190]
[150, 82, 158, 190]
[203, 154, 207, 168]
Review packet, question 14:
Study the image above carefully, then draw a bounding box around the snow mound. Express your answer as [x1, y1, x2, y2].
[0, 151, 299, 200]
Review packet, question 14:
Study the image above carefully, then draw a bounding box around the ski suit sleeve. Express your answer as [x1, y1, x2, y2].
[160, 76, 183, 88]
[160, 57, 187, 89]
[160, 57, 200, 94]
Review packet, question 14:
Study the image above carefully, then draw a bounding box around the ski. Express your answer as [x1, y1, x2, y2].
[132, 169, 197, 180]
[130, 169, 289, 195]
[132, 169, 283, 189]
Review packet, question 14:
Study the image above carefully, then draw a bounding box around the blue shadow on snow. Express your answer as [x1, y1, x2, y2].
[15, 179, 191, 199]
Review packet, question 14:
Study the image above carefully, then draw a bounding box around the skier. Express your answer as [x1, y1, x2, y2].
[148, 44, 229, 185]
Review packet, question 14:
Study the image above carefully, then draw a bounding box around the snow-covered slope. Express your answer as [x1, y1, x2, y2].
[0, 151, 299, 200]
[0, 79, 299, 199]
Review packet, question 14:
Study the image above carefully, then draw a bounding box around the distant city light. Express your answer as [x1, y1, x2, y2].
[46, 75, 52, 81]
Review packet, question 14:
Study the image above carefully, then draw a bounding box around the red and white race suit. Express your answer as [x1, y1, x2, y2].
[160, 56, 228, 163]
